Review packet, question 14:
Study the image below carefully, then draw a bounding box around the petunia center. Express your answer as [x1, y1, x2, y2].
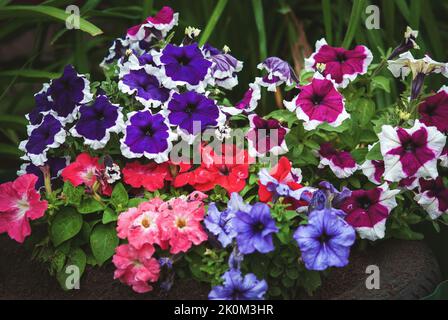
[218, 165, 230, 176]
[311, 94, 324, 106]
[402, 140, 417, 152]
[253, 222, 265, 232]
[425, 104, 438, 115]
[185, 103, 197, 114]
[16, 198, 30, 217]
[141, 217, 151, 228]
[336, 52, 347, 63]
[144, 125, 154, 137]
[357, 196, 371, 210]
[176, 217, 187, 229]
[177, 55, 191, 66]
[318, 232, 329, 243]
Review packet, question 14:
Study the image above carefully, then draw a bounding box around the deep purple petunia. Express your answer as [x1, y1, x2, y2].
[246, 114, 289, 156]
[100, 37, 130, 67]
[379, 120, 446, 181]
[294, 206, 356, 271]
[71, 95, 124, 149]
[318, 181, 351, 209]
[154, 43, 212, 91]
[120, 110, 176, 163]
[318, 142, 358, 178]
[18, 157, 69, 190]
[233, 203, 278, 254]
[305, 38, 373, 88]
[19, 114, 66, 166]
[27, 84, 54, 125]
[208, 269, 267, 300]
[418, 86, 448, 133]
[47, 65, 93, 123]
[167, 91, 222, 142]
[414, 177, 448, 220]
[119, 64, 171, 108]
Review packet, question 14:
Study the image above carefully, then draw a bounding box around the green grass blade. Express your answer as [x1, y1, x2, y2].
[199, 0, 229, 46]
[0, 69, 60, 79]
[421, 0, 443, 59]
[251, 0, 268, 60]
[0, 5, 103, 36]
[321, 0, 333, 44]
[409, 0, 421, 29]
[342, 0, 366, 48]
[141, 0, 153, 21]
[394, 0, 411, 22]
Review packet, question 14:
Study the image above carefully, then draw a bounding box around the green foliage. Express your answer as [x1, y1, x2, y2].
[90, 223, 119, 265]
[50, 207, 83, 247]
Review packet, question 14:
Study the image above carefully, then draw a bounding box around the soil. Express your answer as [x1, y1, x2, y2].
[0, 234, 441, 300]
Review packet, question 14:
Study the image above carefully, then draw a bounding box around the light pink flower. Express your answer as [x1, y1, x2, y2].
[113, 244, 160, 293]
[0, 174, 48, 243]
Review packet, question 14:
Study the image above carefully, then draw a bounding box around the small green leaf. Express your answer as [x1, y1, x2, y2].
[111, 183, 129, 209]
[102, 207, 118, 224]
[372, 76, 391, 93]
[90, 223, 119, 265]
[356, 99, 376, 126]
[366, 143, 382, 161]
[423, 280, 448, 300]
[78, 198, 104, 214]
[62, 182, 84, 206]
[57, 248, 87, 291]
[50, 207, 83, 247]
[317, 119, 351, 132]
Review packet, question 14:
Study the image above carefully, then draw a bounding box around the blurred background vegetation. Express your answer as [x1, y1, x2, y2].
[0, 0, 447, 284]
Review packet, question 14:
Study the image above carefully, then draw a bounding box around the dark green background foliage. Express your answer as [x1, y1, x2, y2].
[0, 0, 447, 290]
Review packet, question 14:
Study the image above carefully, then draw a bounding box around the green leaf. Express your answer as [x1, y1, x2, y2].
[90, 223, 119, 265]
[102, 207, 118, 224]
[57, 247, 86, 291]
[351, 148, 368, 163]
[128, 197, 147, 208]
[372, 76, 391, 93]
[111, 182, 129, 209]
[0, 5, 103, 36]
[251, 0, 268, 61]
[0, 69, 60, 79]
[321, 0, 333, 44]
[62, 182, 84, 206]
[317, 119, 350, 132]
[50, 207, 83, 247]
[198, 0, 228, 46]
[342, 0, 366, 48]
[366, 143, 382, 161]
[422, 280, 448, 300]
[356, 99, 376, 126]
[78, 198, 104, 214]
[300, 270, 321, 295]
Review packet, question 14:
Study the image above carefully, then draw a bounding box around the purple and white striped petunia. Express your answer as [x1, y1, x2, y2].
[305, 38, 373, 88]
[255, 57, 298, 91]
[360, 160, 385, 185]
[70, 95, 125, 150]
[284, 74, 349, 130]
[19, 114, 66, 166]
[18, 157, 70, 190]
[120, 110, 176, 163]
[119, 56, 171, 108]
[126, 6, 178, 43]
[221, 83, 261, 115]
[153, 43, 212, 92]
[100, 38, 130, 68]
[166, 91, 224, 144]
[46, 65, 93, 124]
[246, 115, 289, 157]
[317, 142, 358, 178]
[414, 177, 448, 220]
[203, 44, 243, 90]
[378, 120, 446, 182]
[341, 183, 399, 241]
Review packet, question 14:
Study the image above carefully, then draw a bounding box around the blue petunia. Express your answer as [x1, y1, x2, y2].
[208, 269, 267, 300]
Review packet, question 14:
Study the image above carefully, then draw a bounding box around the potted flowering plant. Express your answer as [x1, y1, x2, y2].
[0, 6, 446, 300]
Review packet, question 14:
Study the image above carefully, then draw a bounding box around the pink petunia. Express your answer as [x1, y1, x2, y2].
[305, 38, 373, 88]
[440, 146, 448, 168]
[317, 142, 358, 178]
[341, 183, 399, 241]
[414, 178, 448, 220]
[127, 6, 178, 42]
[379, 120, 446, 182]
[112, 244, 160, 293]
[61, 153, 104, 188]
[0, 174, 48, 243]
[246, 114, 289, 157]
[122, 161, 171, 192]
[418, 86, 448, 133]
[360, 160, 385, 185]
[284, 75, 349, 130]
[159, 195, 208, 254]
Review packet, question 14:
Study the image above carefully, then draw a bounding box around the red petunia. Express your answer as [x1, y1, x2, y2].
[122, 161, 171, 191]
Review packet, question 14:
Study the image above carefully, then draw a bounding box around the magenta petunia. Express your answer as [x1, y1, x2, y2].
[440, 146, 448, 168]
[360, 160, 385, 185]
[341, 183, 399, 241]
[317, 142, 357, 178]
[246, 114, 289, 157]
[127, 6, 178, 42]
[221, 83, 261, 115]
[305, 38, 373, 88]
[418, 86, 448, 133]
[379, 120, 446, 182]
[414, 178, 448, 220]
[284, 75, 349, 130]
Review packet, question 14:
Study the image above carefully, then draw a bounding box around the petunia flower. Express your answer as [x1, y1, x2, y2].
[0, 174, 48, 243]
[246, 115, 289, 157]
[61, 153, 104, 189]
[388, 26, 419, 60]
[120, 110, 177, 163]
[284, 75, 349, 131]
[317, 142, 358, 178]
[46, 65, 93, 124]
[208, 269, 267, 300]
[233, 203, 278, 254]
[414, 177, 448, 220]
[126, 6, 178, 43]
[112, 243, 160, 293]
[418, 86, 448, 133]
[19, 114, 66, 166]
[293, 206, 356, 271]
[122, 161, 171, 192]
[118, 57, 171, 108]
[167, 91, 224, 143]
[378, 120, 446, 181]
[318, 181, 351, 209]
[159, 194, 208, 254]
[204, 193, 250, 248]
[305, 38, 373, 88]
[341, 183, 400, 241]
[255, 57, 298, 91]
[360, 160, 385, 185]
[258, 156, 310, 210]
[203, 44, 243, 90]
[26, 83, 54, 126]
[221, 83, 261, 115]
[18, 157, 69, 190]
[153, 43, 212, 92]
[440, 146, 448, 168]
[100, 37, 130, 68]
[70, 94, 125, 149]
